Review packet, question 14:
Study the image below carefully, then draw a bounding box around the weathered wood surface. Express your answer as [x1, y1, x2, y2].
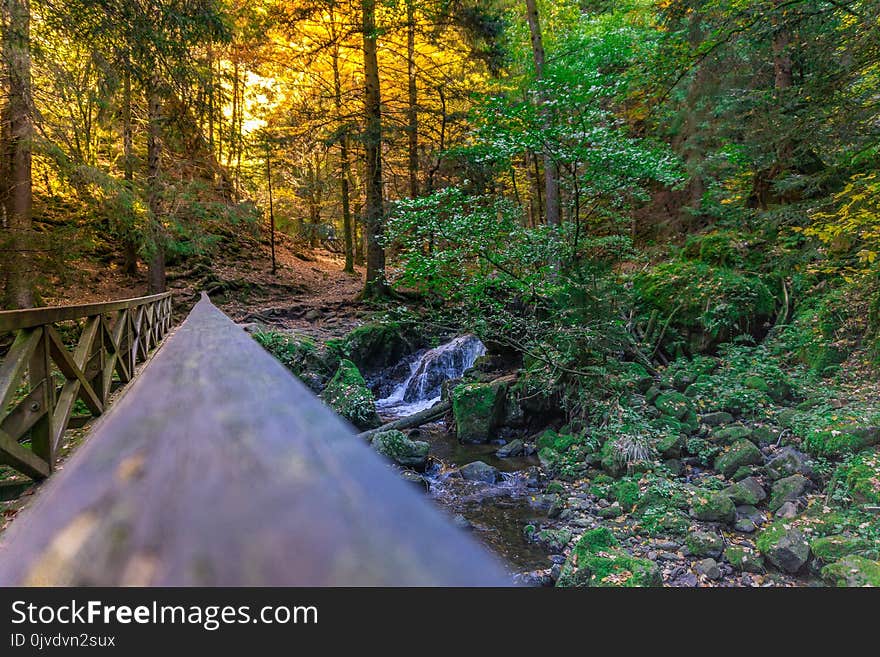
[358, 400, 451, 441]
[0, 292, 172, 479]
[0, 294, 511, 586]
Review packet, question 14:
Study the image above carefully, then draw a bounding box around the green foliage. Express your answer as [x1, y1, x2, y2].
[320, 360, 381, 430]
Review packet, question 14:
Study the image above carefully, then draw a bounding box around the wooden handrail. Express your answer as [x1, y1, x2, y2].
[0, 294, 510, 585]
[0, 292, 171, 332]
[0, 292, 172, 479]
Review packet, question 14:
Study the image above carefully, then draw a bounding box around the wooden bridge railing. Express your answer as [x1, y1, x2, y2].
[0, 292, 172, 480]
[0, 293, 509, 585]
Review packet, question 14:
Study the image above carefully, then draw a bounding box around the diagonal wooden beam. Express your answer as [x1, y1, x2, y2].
[0, 426, 50, 480]
[0, 383, 47, 440]
[0, 328, 41, 416]
[45, 326, 103, 416]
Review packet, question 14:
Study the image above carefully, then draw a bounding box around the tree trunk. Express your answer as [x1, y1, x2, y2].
[524, 0, 559, 228]
[406, 0, 419, 199]
[1, 0, 34, 309]
[146, 79, 165, 294]
[121, 56, 138, 276]
[361, 0, 388, 298]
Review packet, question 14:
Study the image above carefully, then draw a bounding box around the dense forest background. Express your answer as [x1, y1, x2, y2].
[2, 0, 880, 587]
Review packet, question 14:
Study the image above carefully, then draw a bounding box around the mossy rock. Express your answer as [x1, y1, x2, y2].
[724, 476, 767, 506]
[821, 555, 880, 587]
[686, 530, 723, 558]
[536, 528, 573, 552]
[654, 392, 694, 421]
[804, 426, 880, 458]
[371, 430, 429, 470]
[612, 479, 641, 511]
[656, 433, 684, 459]
[451, 381, 507, 444]
[756, 522, 810, 574]
[638, 507, 691, 537]
[690, 491, 736, 524]
[556, 528, 661, 588]
[715, 439, 764, 478]
[724, 545, 765, 573]
[768, 474, 810, 512]
[253, 329, 340, 391]
[709, 425, 753, 446]
[536, 429, 578, 454]
[810, 535, 879, 563]
[342, 322, 418, 372]
[320, 359, 381, 430]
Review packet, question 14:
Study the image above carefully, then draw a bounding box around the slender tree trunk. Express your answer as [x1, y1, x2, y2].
[361, 0, 388, 297]
[406, 0, 419, 198]
[1, 0, 34, 308]
[330, 37, 355, 273]
[121, 56, 138, 275]
[146, 79, 165, 293]
[524, 0, 559, 227]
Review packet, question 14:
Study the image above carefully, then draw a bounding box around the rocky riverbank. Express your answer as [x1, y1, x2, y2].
[252, 321, 880, 587]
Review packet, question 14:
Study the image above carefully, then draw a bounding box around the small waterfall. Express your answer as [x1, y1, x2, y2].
[376, 335, 486, 417]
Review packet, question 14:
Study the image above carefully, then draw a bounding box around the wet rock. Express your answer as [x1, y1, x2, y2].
[757, 525, 810, 573]
[715, 439, 763, 478]
[765, 447, 813, 480]
[696, 558, 721, 580]
[496, 438, 524, 458]
[598, 502, 623, 519]
[459, 460, 502, 483]
[514, 570, 554, 587]
[768, 474, 811, 512]
[725, 476, 767, 506]
[536, 528, 572, 552]
[701, 411, 734, 427]
[371, 430, 430, 470]
[686, 531, 724, 558]
[398, 469, 428, 491]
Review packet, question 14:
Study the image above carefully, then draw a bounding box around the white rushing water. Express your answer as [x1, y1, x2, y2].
[375, 335, 486, 418]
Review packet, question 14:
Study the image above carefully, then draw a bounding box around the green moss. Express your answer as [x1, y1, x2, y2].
[370, 430, 429, 469]
[715, 439, 763, 478]
[654, 392, 694, 421]
[451, 381, 507, 443]
[805, 427, 880, 458]
[689, 490, 736, 523]
[342, 322, 416, 371]
[811, 535, 878, 563]
[557, 528, 661, 588]
[821, 555, 880, 587]
[638, 507, 691, 537]
[536, 429, 578, 454]
[839, 449, 880, 503]
[724, 545, 765, 573]
[320, 359, 381, 430]
[612, 479, 641, 511]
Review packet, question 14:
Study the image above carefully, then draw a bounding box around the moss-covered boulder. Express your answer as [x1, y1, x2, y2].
[686, 530, 724, 558]
[810, 535, 878, 563]
[768, 474, 811, 512]
[459, 460, 501, 483]
[709, 425, 753, 446]
[821, 555, 880, 587]
[655, 391, 694, 421]
[612, 478, 641, 511]
[724, 476, 767, 506]
[756, 523, 810, 573]
[715, 439, 764, 478]
[320, 359, 382, 430]
[253, 329, 340, 392]
[342, 322, 418, 372]
[724, 545, 765, 573]
[535, 528, 572, 552]
[701, 411, 734, 427]
[690, 491, 736, 524]
[656, 433, 684, 459]
[451, 381, 507, 444]
[556, 528, 662, 588]
[765, 446, 813, 480]
[371, 430, 430, 470]
[804, 425, 880, 458]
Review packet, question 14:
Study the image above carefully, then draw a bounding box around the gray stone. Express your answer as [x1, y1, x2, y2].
[734, 519, 757, 533]
[686, 531, 724, 558]
[765, 446, 813, 480]
[725, 476, 767, 506]
[701, 411, 734, 427]
[496, 439, 524, 458]
[695, 558, 722, 580]
[769, 474, 811, 511]
[760, 528, 810, 573]
[459, 461, 502, 483]
[775, 501, 799, 518]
